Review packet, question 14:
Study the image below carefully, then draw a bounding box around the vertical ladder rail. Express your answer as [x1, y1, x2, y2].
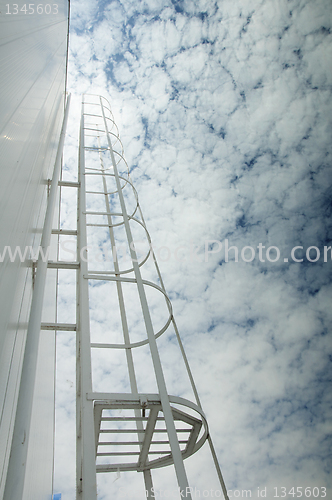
[143, 232, 230, 500]
[76, 99, 97, 500]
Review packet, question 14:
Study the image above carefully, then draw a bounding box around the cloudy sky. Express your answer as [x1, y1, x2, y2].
[54, 0, 332, 498]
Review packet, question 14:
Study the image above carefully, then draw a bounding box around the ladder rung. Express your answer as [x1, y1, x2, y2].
[52, 229, 77, 236]
[47, 261, 79, 269]
[97, 452, 140, 456]
[58, 180, 79, 188]
[41, 323, 76, 331]
[99, 429, 190, 434]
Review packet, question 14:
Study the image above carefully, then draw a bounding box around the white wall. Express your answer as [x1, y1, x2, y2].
[0, 2, 69, 498]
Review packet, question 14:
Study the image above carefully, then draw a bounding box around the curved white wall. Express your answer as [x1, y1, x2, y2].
[0, 2, 69, 498]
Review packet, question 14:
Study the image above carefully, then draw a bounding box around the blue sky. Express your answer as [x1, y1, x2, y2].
[54, 0, 332, 498]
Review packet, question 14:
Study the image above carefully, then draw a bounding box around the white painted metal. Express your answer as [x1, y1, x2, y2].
[76, 105, 98, 499]
[90, 392, 207, 470]
[72, 94, 229, 499]
[3, 94, 71, 500]
[41, 323, 77, 331]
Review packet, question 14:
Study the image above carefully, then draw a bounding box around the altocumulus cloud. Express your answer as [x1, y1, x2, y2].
[54, 0, 332, 499]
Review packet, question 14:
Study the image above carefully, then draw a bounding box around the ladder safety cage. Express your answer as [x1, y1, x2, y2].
[75, 94, 229, 500]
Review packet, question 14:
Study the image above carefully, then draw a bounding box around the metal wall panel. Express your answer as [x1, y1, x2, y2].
[0, 2, 69, 498]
